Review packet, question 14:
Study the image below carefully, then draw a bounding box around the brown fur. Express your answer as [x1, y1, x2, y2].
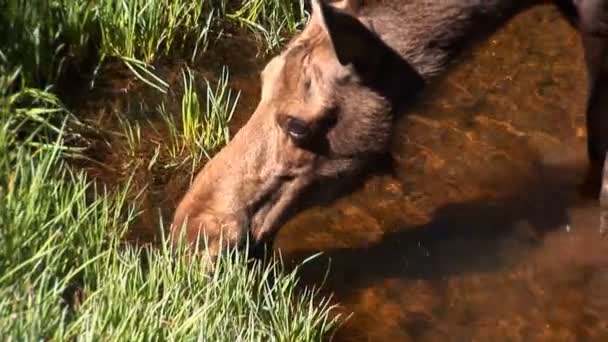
[171, 0, 608, 261]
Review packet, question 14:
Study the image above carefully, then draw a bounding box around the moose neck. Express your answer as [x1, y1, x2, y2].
[358, 0, 539, 79]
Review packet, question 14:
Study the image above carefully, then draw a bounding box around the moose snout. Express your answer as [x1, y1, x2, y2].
[169, 109, 314, 259]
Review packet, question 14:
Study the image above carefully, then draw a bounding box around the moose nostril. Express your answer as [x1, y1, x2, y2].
[286, 116, 310, 141]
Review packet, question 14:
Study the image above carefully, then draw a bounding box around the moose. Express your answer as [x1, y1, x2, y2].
[170, 0, 608, 261]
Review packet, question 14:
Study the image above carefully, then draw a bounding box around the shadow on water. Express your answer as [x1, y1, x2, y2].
[288, 162, 576, 283]
[280, 137, 608, 341]
[284, 160, 603, 324]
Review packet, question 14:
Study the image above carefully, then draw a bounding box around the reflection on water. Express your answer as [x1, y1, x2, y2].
[269, 6, 608, 341]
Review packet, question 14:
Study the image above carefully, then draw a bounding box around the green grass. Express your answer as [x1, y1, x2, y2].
[97, 0, 212, 64]
[57, 236, 339, 341]
[199, 66, 239, 153]
[0, 0, 214, 87]
[116, 113, 143, 159]
[228, 0, 308, 52]
[0, 71, 340, 340]
[94, 0, 220, 92]
[181, 67, 206, 153]
[0, 70, 135, 337]
[158, 66, 239, 169]
[1, 0, 307, 89]
[0, 1, 338, 339]
[0, 0, 96, 86]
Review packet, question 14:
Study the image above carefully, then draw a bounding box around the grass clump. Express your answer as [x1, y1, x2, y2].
[0, 70, 340, 340]
[95, 0, 221, 92]
[199, 66, 239, 152]
[1, 0, 307, 90]
[0, 0, 221, 88]
[160, 66, 239, 168]
[62, 235, 339, 341]
[0, 0, 96, 86]
[229, 0, 308, 51]
[1, 1, 339, 339]
[0, 70, 135, 338]
[116, 114, 143, 159]
[96, 0, 214, 64]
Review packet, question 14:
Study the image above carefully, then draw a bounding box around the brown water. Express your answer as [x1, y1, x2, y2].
[269, 6, 608, 342]
[70, 5, 608, 341]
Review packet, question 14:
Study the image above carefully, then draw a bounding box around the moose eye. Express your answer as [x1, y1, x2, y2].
[285, 116, 310, 142]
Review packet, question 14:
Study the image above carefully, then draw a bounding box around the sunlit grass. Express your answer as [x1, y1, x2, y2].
[200, 66, 240, 152]
[229, 0, 308, 51]
[0, 0, 219, 89]
[1, 0, 307, 90]
[181, 67, 204, 151]
[159, 66, 239, 169]
[0, 70, 340, 340]
[116, 113, 142, 159]
[96, 0, 210, 63]
[0, 72, 136, 338]
[1, 1, 335, 338]
[60, 231, 340, 341]
[95, 0, 222, 92]
[0, 67, 88, 155]
[158, 102, 183, 167]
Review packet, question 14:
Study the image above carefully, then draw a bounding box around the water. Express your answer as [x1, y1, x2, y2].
[268, 6, 608, 341]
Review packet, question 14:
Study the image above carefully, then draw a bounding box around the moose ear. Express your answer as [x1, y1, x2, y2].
[311, 0, 382, 71]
